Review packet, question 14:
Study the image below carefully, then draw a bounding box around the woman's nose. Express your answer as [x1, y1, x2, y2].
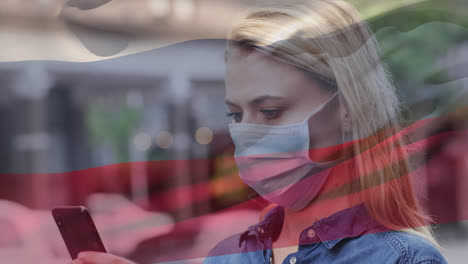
[241, 113, 254, 124]
[241, 113, 263, 124]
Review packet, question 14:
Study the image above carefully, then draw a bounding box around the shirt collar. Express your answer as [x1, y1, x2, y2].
[242, 203, 389, 250]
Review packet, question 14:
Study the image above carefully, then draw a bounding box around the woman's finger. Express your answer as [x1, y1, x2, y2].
[78, 252, 135, 264]
[67, 259, 85, 264]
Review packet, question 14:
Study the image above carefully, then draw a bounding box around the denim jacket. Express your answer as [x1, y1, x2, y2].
[204, 204, 447, 264]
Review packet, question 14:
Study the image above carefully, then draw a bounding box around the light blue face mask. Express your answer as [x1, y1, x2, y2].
[228, 93, 339, 210]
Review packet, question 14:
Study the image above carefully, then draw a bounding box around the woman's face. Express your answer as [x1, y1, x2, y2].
[225, 49, 344, 150]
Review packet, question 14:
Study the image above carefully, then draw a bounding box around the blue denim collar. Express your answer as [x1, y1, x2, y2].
[239, 205, 284, 248]
[240, 203, 388, 250]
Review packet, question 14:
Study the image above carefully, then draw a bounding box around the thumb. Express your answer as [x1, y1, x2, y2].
[78, 252, 135, 264]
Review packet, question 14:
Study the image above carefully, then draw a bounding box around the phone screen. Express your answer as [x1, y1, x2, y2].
[52, 206, 107, 259]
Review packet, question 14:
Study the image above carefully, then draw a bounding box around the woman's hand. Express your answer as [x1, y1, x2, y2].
[67, 252, 135, 264]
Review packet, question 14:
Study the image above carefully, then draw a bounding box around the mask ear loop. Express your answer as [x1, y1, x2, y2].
[303, 91, 340, 123]
[308, 91, 351, 165]
[305, 92, 342, 165]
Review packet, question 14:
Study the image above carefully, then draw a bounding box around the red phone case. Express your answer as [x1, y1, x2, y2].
[52, 206, 107, 259]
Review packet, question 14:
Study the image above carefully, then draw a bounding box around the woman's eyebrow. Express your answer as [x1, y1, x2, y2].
[249, 95, 287, 106]
[225, 95, 287, 107]
[224, 99, 239, 107]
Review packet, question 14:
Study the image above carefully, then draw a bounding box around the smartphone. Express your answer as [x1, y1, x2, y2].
[52, 206, 107, 259]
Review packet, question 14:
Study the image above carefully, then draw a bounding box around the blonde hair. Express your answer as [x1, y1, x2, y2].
[226, 0, 438, 246]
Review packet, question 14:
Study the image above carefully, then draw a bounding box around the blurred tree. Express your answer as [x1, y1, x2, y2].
[86, 104, 141, 164]
[365, 0, 468, 121]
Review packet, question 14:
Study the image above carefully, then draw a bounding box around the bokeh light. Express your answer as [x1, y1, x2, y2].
[156, 131, 173, 149]
[195, 127, 213, 145]
[134, 132, 152, 151]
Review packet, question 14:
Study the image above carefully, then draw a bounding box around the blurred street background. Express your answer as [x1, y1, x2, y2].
[0, 0, 467, 263]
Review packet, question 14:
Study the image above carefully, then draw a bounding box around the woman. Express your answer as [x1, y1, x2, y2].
[70, 0, 447, 263]
[204, 0, 447, 263]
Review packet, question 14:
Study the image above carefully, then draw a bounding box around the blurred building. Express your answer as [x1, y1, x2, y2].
[0, 0, 247, 218]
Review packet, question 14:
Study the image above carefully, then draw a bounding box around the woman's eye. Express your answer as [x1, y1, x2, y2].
[226, 112, 242, 122]
[260, 109, 282, 119]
